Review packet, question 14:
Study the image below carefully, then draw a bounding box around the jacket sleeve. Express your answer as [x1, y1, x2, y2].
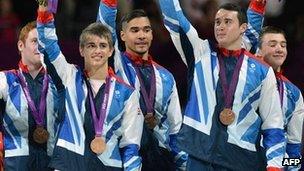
[259, 68, 285, 170]
[166, 81, 188, 170]
[243, 0, 266, 54]
[159, 0, 209, 68]
[37, 10, 76, 85]
[119, 89, 143, 171]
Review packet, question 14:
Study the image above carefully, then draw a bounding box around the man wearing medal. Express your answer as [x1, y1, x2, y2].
[0, 21, 65, 171]
[36, 1, 143, 171]
[159, 0, 285, 170]
[242, 1, 304, 170]
[245, 2, 304, 168]
[97, 0, 187, 170]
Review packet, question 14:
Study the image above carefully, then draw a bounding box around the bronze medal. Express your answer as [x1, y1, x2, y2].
[219, 108, 235, 125]
[33, 126, 49, 144]
[144, 112, 158, 129]
[90, 137, 106, 154]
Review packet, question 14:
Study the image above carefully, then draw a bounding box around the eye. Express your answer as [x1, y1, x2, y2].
[32, 38, 38, 44]
[268, 42, 277, 47]
[87, 44, 96, 49]
[215, 20, 220, 26]
[100, 43, 108, 48]
[225, 19, 232, 24]
[144, 27, 152, 33]
[130, 28, 139, 33]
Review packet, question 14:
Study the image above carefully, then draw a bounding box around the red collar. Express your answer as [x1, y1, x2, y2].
[218, 47, 244, 57]
[124, 52, 153, 66]
[18, 61, 45, 73]
[275, 70, 284, 79]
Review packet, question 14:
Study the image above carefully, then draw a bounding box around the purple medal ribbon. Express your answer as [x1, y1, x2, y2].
[86, 76, 111, 137]
[218, 49, 245, 108]
[48, 0, 58, 13]
[134, 65, 156, 114]
[16, 70, 49, 127]
[277, 77, 284, 107]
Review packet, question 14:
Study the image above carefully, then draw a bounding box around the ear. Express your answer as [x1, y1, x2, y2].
[120, 31, 126, 41]
[79, 46, 84, 57]
[106, 47, 114, 59]
[240, 23, 247, 34]
[17, 40, 23, 52]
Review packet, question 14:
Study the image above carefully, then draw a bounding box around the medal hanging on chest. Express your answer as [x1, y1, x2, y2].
[134, 65, 157, 129]
[17, 70, 49, 144]
[86, 75, 111, 154]
[218, 50, 244, 126]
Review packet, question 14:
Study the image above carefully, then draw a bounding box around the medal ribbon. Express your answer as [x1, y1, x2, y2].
[86, 75, 111, 137]
[218, 49, 244, 109]
[17, 70, 49, 127]
[134, 65, 156, 114]
[277, 76, 284, 107]
[48, 0, 58, 13]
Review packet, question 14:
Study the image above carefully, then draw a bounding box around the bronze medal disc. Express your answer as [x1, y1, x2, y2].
[33, 126, 49, 144]
[219, 108, 235, 125]
[144, 113, 157, 129]
[90, 137, 106, 154]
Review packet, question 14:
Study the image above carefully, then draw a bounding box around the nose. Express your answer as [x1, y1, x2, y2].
[275, 44, 284, 53]
[94, 46, 103, 55]
[138, 30, 146, 39]
[216, 22, 225, 31]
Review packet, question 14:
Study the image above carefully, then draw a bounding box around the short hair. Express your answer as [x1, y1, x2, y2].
[120, 9, 149, 30]
[79, 22, 113, 49]
[18, 21, 36, 43]
[218, 3, 247, 25]
[258, 26, 286, 48]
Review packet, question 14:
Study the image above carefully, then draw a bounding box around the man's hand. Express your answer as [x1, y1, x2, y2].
[36, 0, 48, 7]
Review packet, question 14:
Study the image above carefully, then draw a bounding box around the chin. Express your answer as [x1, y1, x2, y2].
[135, 49, 148, 55]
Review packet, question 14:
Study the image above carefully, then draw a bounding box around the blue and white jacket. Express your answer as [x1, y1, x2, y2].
[96, 0, 187, 169]
[246, 0, 304, 162]
[159, 0, 285, 170]
[37, 11, 143, 171]
[277, 75, 304, 159]
[0, 67, 63, 167]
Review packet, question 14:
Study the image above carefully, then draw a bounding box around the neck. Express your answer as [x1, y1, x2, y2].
[126, 49, 149, 60]
[85, 64, 108, 80]
[22, 60, 43, 78]
[274, 66, 281, 73]
[220, 39, 242, 51]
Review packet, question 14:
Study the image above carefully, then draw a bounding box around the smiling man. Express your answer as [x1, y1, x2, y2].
[258, 26, 304, 171]
[36, 2, 143, 171]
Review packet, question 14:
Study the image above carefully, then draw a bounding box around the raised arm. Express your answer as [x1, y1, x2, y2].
[37, 4, 75, 85]
[259, 69, 285, 170]
[159, 0, 208, 67]
[119, 90, 143, 171]
[96, 0, 118, 45]
[243, 0, 266, 53]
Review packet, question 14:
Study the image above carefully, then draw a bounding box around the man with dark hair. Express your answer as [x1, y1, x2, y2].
[258, 25, 304, 170]
[159, 0, 285, 170]
[97, 0, 187, 170]
[0, 21, 65, 171]
[36, 2, 143, 171]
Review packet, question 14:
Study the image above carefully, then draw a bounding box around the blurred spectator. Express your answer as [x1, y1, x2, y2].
[181, 0, 219, 40]
[0, 0, 20, 44]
